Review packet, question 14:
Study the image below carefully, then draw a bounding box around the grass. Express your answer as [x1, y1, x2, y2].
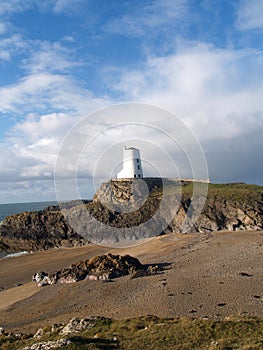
[205, 183, 263, 202]
[1, 316, 263, 349]
[161, 181, 263, 204]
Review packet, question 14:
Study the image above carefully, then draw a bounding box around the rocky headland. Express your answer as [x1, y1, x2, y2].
[0, 180, 263, 252]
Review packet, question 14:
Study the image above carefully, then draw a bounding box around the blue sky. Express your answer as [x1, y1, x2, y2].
[0, 0, 263, 203]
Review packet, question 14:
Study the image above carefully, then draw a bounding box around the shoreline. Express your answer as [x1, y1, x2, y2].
[0, 250, 29, 260]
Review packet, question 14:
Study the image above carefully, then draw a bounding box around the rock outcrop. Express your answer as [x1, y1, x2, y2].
[63, 180, 263, 243]
[177, 196, 263, 233]
[23, 338, 71, 350]
[58, 316, 108, 335]
[32, 253, 145, 286]
[1, 180, 263, 252]
[60, 178, 182, 244]
[0, 206, 88, 253]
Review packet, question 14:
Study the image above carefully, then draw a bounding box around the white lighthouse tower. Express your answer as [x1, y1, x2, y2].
[117, 146, 143, 179]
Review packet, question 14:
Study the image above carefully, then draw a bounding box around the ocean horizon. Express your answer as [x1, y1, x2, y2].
[0, 201, 58, 222]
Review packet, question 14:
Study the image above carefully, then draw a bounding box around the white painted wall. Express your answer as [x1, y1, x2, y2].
[117, 146, 143, 178]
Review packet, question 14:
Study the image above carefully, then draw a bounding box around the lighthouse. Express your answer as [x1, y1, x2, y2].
[117, 146, 143, 179]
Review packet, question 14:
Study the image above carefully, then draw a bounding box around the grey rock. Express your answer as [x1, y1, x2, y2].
[33, 253, 144, 287]
[60, 316, 107, 335]
[23, 338, 71, 349]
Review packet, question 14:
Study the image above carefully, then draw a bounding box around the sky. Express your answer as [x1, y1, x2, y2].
[0, 0, 263, 203]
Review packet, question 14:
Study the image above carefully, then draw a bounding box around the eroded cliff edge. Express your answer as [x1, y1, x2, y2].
[0, 180, 263, 252]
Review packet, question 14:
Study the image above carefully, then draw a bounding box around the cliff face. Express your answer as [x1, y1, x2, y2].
[173, 194, 263, 233]
[0, 180, 263, 252]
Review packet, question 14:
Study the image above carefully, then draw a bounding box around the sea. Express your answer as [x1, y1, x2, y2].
[0, 201, 58, 223]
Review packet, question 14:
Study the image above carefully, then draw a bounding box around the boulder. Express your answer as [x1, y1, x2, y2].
[33, 253, 145, 286]
[59, 316, 106, 335]
[23, 338, 71, 350]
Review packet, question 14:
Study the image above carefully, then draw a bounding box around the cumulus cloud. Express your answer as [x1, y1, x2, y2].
[1, 100, 111, 179]
[0, 39, 111, 201]
[107, 42, 263, 139]
[0, 111, 89, 203]
[0, 113, 67, 182]
[236, 0, 263, 30]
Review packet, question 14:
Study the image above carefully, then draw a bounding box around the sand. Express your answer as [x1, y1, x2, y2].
[0, 231, 262, 333]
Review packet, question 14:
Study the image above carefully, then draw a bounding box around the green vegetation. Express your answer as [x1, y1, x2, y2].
[205, 183, 263, 202]
[177, 182, 263, 201]
[1, 316, 263, 349]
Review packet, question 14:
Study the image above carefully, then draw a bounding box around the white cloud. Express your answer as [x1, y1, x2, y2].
[0, 70, 109, 116]
[0, 35, 106, 115]
[0, 72, 112, 185]
[0, 112, 80, 193]
[0, 26, 111, 202]
[236, 0, 263, 30]
[0, 107, 111, 202]
[0, 72, 65, 113]
[22, 41, 81, 74]
[12, 113, 75, 143]
[62, 35, 75, 43]
[107, 0, 187, 37]
[53, 0, 85, 15]
[0, 0, 77, 17]
[0, 34, 27, 62]
[107, 42, 263, 141]
[0, 0, 32, 16]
